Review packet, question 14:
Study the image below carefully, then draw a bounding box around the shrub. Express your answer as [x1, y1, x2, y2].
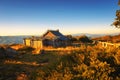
[17, 46, 35, 54]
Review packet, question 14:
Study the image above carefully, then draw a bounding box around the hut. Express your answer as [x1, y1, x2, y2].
[42, 29, 69, 47]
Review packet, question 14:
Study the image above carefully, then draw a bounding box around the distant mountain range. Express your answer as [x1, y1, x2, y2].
[72, 32, 120, 38]
[0, 36, 30, 44]
[0, 32, 119, 44]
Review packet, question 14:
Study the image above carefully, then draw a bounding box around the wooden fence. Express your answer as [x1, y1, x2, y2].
[97, 41, 120, 48]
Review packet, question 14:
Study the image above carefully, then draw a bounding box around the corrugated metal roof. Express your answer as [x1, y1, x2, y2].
[48, 30, 68, 40]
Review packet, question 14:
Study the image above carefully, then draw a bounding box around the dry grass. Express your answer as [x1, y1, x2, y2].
[10, 44, 25, 50]
[4, 60, 42, 66]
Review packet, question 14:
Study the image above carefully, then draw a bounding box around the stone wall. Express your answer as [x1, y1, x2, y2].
[32, 40, 43, 49]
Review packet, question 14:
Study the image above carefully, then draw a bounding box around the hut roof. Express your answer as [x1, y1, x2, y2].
[43, 30, 68, 40]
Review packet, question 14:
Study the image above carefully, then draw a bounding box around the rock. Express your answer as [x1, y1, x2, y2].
[16, 73, 28, 80]
[0, 47, 6, 58]
[0, 46, 18, 58]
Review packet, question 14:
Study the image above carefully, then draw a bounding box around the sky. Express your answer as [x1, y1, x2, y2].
[0, 0, 119, 36]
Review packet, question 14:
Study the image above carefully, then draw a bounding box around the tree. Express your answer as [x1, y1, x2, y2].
[79, 35, 92, 43]
[112, 0, 120, 28]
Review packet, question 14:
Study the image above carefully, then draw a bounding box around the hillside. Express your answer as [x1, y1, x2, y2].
[92, 34, 120, 43]
[0, 45, 120, 80]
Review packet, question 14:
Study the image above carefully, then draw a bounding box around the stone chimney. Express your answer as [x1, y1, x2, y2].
[56, 29, 59, 32]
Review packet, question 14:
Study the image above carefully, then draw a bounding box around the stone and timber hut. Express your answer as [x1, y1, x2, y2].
[23, 30, 70, 49]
